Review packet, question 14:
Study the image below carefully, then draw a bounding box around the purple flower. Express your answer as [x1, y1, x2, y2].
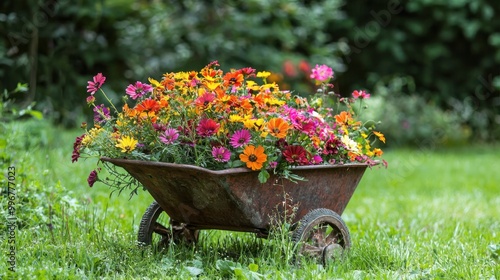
[87, 170, 99, 187]
[159, 128, 179, 144]
[212, 146, 231, 162]
[93, 104, 110, 123]
[126, 81, 153, 100]
[229, 129, 251, 148]
[310, 64, 334, 82]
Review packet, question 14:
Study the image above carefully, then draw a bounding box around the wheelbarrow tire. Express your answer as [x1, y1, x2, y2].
[137, 201, 199, 248]
[292, 208, 351, 265]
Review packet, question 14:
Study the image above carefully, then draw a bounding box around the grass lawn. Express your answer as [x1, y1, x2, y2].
[1, 121, 499, 279]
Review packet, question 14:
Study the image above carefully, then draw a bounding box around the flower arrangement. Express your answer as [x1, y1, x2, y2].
[73, 61, 385, 189]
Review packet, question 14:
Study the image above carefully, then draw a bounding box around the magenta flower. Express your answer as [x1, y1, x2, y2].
[212, 146, 231, 162]
[126, 81, 153, 100]
[311, 155, 323, 164]
[87, 169, 99, 187]
[229, 129, 251, 148]
[87, 73, 106, 95]
[159, 128, 179, 144]
[352, 90, 371, 99]
[310, 64, 334, 82]
[196, 119, 220, 137]
[93, 104, 111, 123]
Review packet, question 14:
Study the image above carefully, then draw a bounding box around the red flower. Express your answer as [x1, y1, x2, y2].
[196, 118, 220, 137]
[71, 134, 85, 163]
[282, 145, 308, 165]
[87, 169, 99, 187]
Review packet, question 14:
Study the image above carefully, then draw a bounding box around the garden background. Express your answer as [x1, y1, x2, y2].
[1, 0, 499, 278]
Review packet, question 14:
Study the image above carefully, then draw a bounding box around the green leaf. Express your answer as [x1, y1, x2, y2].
[248, 263, 258, 272]
[258, 170, 270, 183]
[26, 110, 43, 120]
[185, 266, 203, 276]
[14, 82, 28, 93]
[234, 268, 246, 280]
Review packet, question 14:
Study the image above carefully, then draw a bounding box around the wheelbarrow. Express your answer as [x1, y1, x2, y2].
[102, 157, 370, 264]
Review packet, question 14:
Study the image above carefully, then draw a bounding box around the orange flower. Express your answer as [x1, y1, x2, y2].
[373, 131, 386, 143]
[223, 71, 244, 87]
[334, 111, 353, 125]
[136, 99, 160, 113]
[239, 145, 267, 170]
[267, 118, 290, 139]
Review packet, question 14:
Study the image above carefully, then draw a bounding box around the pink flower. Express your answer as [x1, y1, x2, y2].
[352, 90, 370, 99]
[159, 128, 179, 144]
[196, 119, 220, 137]
[126, 81, 153, 100]
[310, 64, 334, 82]
[212, 146, 231, 162]
[229, 129, 251, 148]
[87, 73, 106, 95]
[311, 155, 323, 164]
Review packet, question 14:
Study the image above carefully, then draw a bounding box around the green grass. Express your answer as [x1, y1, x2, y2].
[1, 121, 499, 279]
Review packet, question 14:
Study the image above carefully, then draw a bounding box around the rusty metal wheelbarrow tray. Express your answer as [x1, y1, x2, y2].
[102, 157, 368, 234]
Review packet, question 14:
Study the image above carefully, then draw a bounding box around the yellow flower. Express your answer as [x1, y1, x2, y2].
[82, 127, 104, 146]
[115, 136, 138, 153]
[256, 71, 271, 78]
[229, 114, 243, 123]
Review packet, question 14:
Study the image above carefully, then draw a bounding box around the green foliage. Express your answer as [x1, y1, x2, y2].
[363, 76, 470, 147]
[1, 0, 345, 127]
[329, 0, 500, 140]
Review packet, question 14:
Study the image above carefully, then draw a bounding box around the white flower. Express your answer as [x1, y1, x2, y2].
[341, 134, 360, 154]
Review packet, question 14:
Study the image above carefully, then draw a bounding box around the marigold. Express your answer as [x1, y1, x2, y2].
[239, 145, 267, 170]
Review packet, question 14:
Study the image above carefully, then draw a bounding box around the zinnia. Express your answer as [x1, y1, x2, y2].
[239, 145, 267, 170]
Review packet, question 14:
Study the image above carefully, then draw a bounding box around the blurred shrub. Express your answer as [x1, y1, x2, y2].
[362, 76, 470, 147]
[1, 0, 346, 127]
[329, 0, 500, 141]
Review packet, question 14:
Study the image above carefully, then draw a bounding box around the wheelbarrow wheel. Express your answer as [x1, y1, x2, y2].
[291, 208, 351, 265]
[137, 201, 199, 249]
